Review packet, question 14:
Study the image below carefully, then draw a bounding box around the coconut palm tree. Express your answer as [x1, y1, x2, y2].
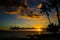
[40, 4, 51, 24]
[42, 0, 60, 26]
[47, 23, 59, 34]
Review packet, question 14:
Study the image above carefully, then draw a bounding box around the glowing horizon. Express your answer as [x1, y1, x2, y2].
[0, 0, 58, 30]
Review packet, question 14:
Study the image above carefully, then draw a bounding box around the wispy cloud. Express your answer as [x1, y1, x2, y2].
[5, 6, 23, 14]
[17, 14, 48, 22]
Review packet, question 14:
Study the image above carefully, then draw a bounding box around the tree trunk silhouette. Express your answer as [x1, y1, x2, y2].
[56, 7, 60, 26]
[46, 12, 51, 24]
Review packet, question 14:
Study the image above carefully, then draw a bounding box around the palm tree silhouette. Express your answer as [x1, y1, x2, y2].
[43, 0, 60, 26]
[40, 4, 51, 24]
[47, 23, 59, 34]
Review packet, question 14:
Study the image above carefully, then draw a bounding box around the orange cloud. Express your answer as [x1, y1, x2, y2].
[17, 16, 48, 28]
[5, 6, 23, 14]
[32, 24, 45, 28]
[37, 4, 42, 9]
[17, 14, 49, 23]
[6, 10, 19, 14]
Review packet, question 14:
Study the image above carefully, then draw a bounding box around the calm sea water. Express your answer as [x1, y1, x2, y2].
[0, 29, 46, 38]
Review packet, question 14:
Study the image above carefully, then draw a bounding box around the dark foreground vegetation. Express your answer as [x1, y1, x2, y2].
[0, 34, 60, 40]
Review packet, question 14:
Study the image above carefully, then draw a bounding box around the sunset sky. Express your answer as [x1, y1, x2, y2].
[0, 0, 58, 30]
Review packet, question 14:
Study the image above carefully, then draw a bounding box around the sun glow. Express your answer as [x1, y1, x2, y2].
[36, 28, 43, 31]
[33, 24, 44, 31]
[33, 24, 43, 28]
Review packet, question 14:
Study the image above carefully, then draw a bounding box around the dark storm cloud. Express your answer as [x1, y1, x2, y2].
[0, 0, 24, 14]
[0, 0, 46, 15]
[0, 0, 24, 7]
[0, 7, 18, 14]
[4, 7, 18, 12]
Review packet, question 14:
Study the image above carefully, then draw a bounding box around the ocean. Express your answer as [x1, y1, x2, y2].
[0, 29, 45, 38]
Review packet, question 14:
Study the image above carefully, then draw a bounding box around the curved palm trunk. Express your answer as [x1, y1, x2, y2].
[46, 12, 51, 24]
[56, 7, 60, 26]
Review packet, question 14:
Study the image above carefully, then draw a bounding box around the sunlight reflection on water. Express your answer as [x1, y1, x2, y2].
[10, 29, 45, 34]
[10, 29, 44, 31]
[10, 29, 44, 34]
